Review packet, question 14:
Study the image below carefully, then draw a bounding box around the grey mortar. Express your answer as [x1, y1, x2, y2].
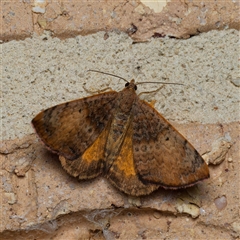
[1, 29, 239, 140]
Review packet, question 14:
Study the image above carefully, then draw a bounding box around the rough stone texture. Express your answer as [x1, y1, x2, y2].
[1, 0, 239, 41]
[1, 1, 240, 239]
[1, 122, 239, 239]
[1, 2, 33, 41]
[2, 30, 239, 140]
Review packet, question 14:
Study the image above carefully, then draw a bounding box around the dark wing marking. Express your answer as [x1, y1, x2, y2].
[132, 98, 209, 189]
[32, 92, 117, 160]
[106, 123, 159, 196]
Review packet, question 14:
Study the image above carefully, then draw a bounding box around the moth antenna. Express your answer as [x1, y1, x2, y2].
[87, 70, 129, 83]
[136, 81, 184, 86]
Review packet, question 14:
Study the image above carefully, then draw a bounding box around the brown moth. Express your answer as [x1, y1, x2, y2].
[32, 79, 209, 196]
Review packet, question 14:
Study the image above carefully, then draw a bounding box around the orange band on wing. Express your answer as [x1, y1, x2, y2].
[81, 126, 109, 163]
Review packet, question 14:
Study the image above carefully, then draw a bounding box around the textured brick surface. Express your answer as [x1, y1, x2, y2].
[1, 2, 33, 41]
[1, 1, 239, 239]
[1, 0, 239, 41]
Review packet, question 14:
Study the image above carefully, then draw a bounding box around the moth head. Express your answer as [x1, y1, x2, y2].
[125, 79, 137, 91]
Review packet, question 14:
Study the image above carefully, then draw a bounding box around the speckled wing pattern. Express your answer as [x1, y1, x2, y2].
[106, 118, 159, 196]
[32, 80, 209, 196]
[32, 92, 117, 179]
[131, 98, 209, 189]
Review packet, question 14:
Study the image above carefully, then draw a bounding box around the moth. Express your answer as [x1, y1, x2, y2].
[32, 77, 209, 196]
